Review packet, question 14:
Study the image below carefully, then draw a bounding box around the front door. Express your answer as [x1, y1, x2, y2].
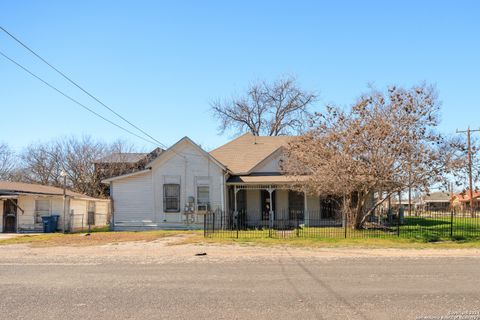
[3, 199, 17, 233]
[261, 190, 276, 221]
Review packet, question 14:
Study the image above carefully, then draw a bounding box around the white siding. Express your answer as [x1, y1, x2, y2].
[108, 138, 226, 228]
[151, 141, 224, 225]
[17, 196, 64, 231]
[246, 190, 261, 221]
[308, 195, 321, 220]
[251, 151, 282, 173]
[276, 190, 289, 220]
[111, 170, 154, 225]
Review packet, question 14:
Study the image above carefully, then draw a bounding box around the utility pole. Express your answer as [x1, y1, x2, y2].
[60, 170, 67, 233]
[456, 127, 480, 217]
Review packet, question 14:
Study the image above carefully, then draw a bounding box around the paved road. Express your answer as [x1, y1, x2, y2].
[1, 254, 479, 320]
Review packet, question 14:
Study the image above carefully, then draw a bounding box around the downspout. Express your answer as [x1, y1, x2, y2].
[223, 171, 230, 213]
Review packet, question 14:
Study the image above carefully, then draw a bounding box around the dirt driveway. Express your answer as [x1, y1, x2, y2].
[1, 234, 480, 265]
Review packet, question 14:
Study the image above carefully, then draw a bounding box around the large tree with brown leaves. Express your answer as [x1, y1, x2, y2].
[283, 84, 464, 229]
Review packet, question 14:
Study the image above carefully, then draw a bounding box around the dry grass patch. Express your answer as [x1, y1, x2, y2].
[0, 230, 201, 247]
[178, 235, 480, 249]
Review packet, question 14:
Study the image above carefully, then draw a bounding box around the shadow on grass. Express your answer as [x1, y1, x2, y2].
[403, 217, 451, 227]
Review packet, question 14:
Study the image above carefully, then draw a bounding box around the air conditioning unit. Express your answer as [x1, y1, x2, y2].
[197, 203, 210, 213]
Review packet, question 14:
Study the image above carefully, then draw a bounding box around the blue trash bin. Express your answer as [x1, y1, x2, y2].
[50, 215, 60, 232]
[41, 216, 52, 233]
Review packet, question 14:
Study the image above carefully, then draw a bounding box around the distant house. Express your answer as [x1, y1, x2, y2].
[417, 191, 452, 210]
[384, 198, 417, 212]
[94, 147, 163, 196]
[0, 181, 110, 233]
[451, 190, 480, 210]
[103, 133, 341, 230]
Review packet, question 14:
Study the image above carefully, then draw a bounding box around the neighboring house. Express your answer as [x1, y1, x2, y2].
[417, 191, 452, 210]
[103, 133, 339, 230]
[0, 181, 110, 233]
[451, 190, 480, 210]
[94, 147, 163, 196]
[383, 198, 417, 212]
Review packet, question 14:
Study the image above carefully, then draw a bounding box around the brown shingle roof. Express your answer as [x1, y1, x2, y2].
[209, 133, 294, 174]
[0, 181, 102, 200]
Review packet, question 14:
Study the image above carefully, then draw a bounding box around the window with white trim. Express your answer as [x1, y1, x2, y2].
[35, 199, 50, 223]
[163, 184, 180, 212]
[197, 186, 210, 210]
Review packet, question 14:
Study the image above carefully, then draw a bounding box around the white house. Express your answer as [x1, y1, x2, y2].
[0, 181, 110, 233]
[103, 137, 227, 229]
[104, 133, 340, 230]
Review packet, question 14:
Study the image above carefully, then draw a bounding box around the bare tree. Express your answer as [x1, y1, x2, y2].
[0, 142, 16, 180]
[19, 141, 64, 186]
[283, 84, 464, 229]
[16, 136, 143, 198]
[211, 76, 316, 136]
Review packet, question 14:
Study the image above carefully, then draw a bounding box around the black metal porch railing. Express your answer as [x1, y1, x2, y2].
[204, 208, 480, 240]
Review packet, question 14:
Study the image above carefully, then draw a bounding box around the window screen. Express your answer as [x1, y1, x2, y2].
[164, 184, 180, 212]
[197, 186, 210, 206]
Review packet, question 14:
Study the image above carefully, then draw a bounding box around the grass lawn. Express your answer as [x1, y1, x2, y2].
[205, 216, 480, 243]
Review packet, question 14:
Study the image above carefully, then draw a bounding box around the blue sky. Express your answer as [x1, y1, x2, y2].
[1, 0, 479, 152]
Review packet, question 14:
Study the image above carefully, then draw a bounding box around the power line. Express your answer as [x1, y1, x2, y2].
[0, 25, 168, 149]
[0, 50, 158, 146]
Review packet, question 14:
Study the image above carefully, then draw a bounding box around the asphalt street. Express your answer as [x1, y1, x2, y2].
[0, 254, 479, 319]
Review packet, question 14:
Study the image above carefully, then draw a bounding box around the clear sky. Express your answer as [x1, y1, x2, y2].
[1, 0, 479, 152]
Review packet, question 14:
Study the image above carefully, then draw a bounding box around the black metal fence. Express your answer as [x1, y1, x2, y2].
[204, 208, 480, 240]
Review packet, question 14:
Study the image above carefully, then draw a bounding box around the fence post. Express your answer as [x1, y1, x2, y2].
[204, 211, 207, 237]
[296, 212, 299, 237]
[344, 211, 347, 239]
[450, 209, 454, 238]
[212, 210, 215, 234]
[236, 211, 239, 239]
[397, 209, 400, 237]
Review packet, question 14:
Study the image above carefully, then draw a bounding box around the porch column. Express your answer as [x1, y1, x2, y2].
[267, 186, 275, 229]
[233, 185, 238, 227]
[304, 191, 309, 227]
[233, 185, 238, 214]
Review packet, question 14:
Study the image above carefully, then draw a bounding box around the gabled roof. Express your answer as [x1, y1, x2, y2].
[423, 191, 452, 202]
[209, 133, 294, 175]
[103, 137, 226, 184]
[146, 137, 226, 170]
[0, 181, 106, 201]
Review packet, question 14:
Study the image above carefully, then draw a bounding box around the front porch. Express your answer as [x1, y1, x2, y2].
[227, 183, 343, 229]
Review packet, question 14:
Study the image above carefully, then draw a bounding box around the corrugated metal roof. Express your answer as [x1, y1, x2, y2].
[209, 133, 294, 174]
